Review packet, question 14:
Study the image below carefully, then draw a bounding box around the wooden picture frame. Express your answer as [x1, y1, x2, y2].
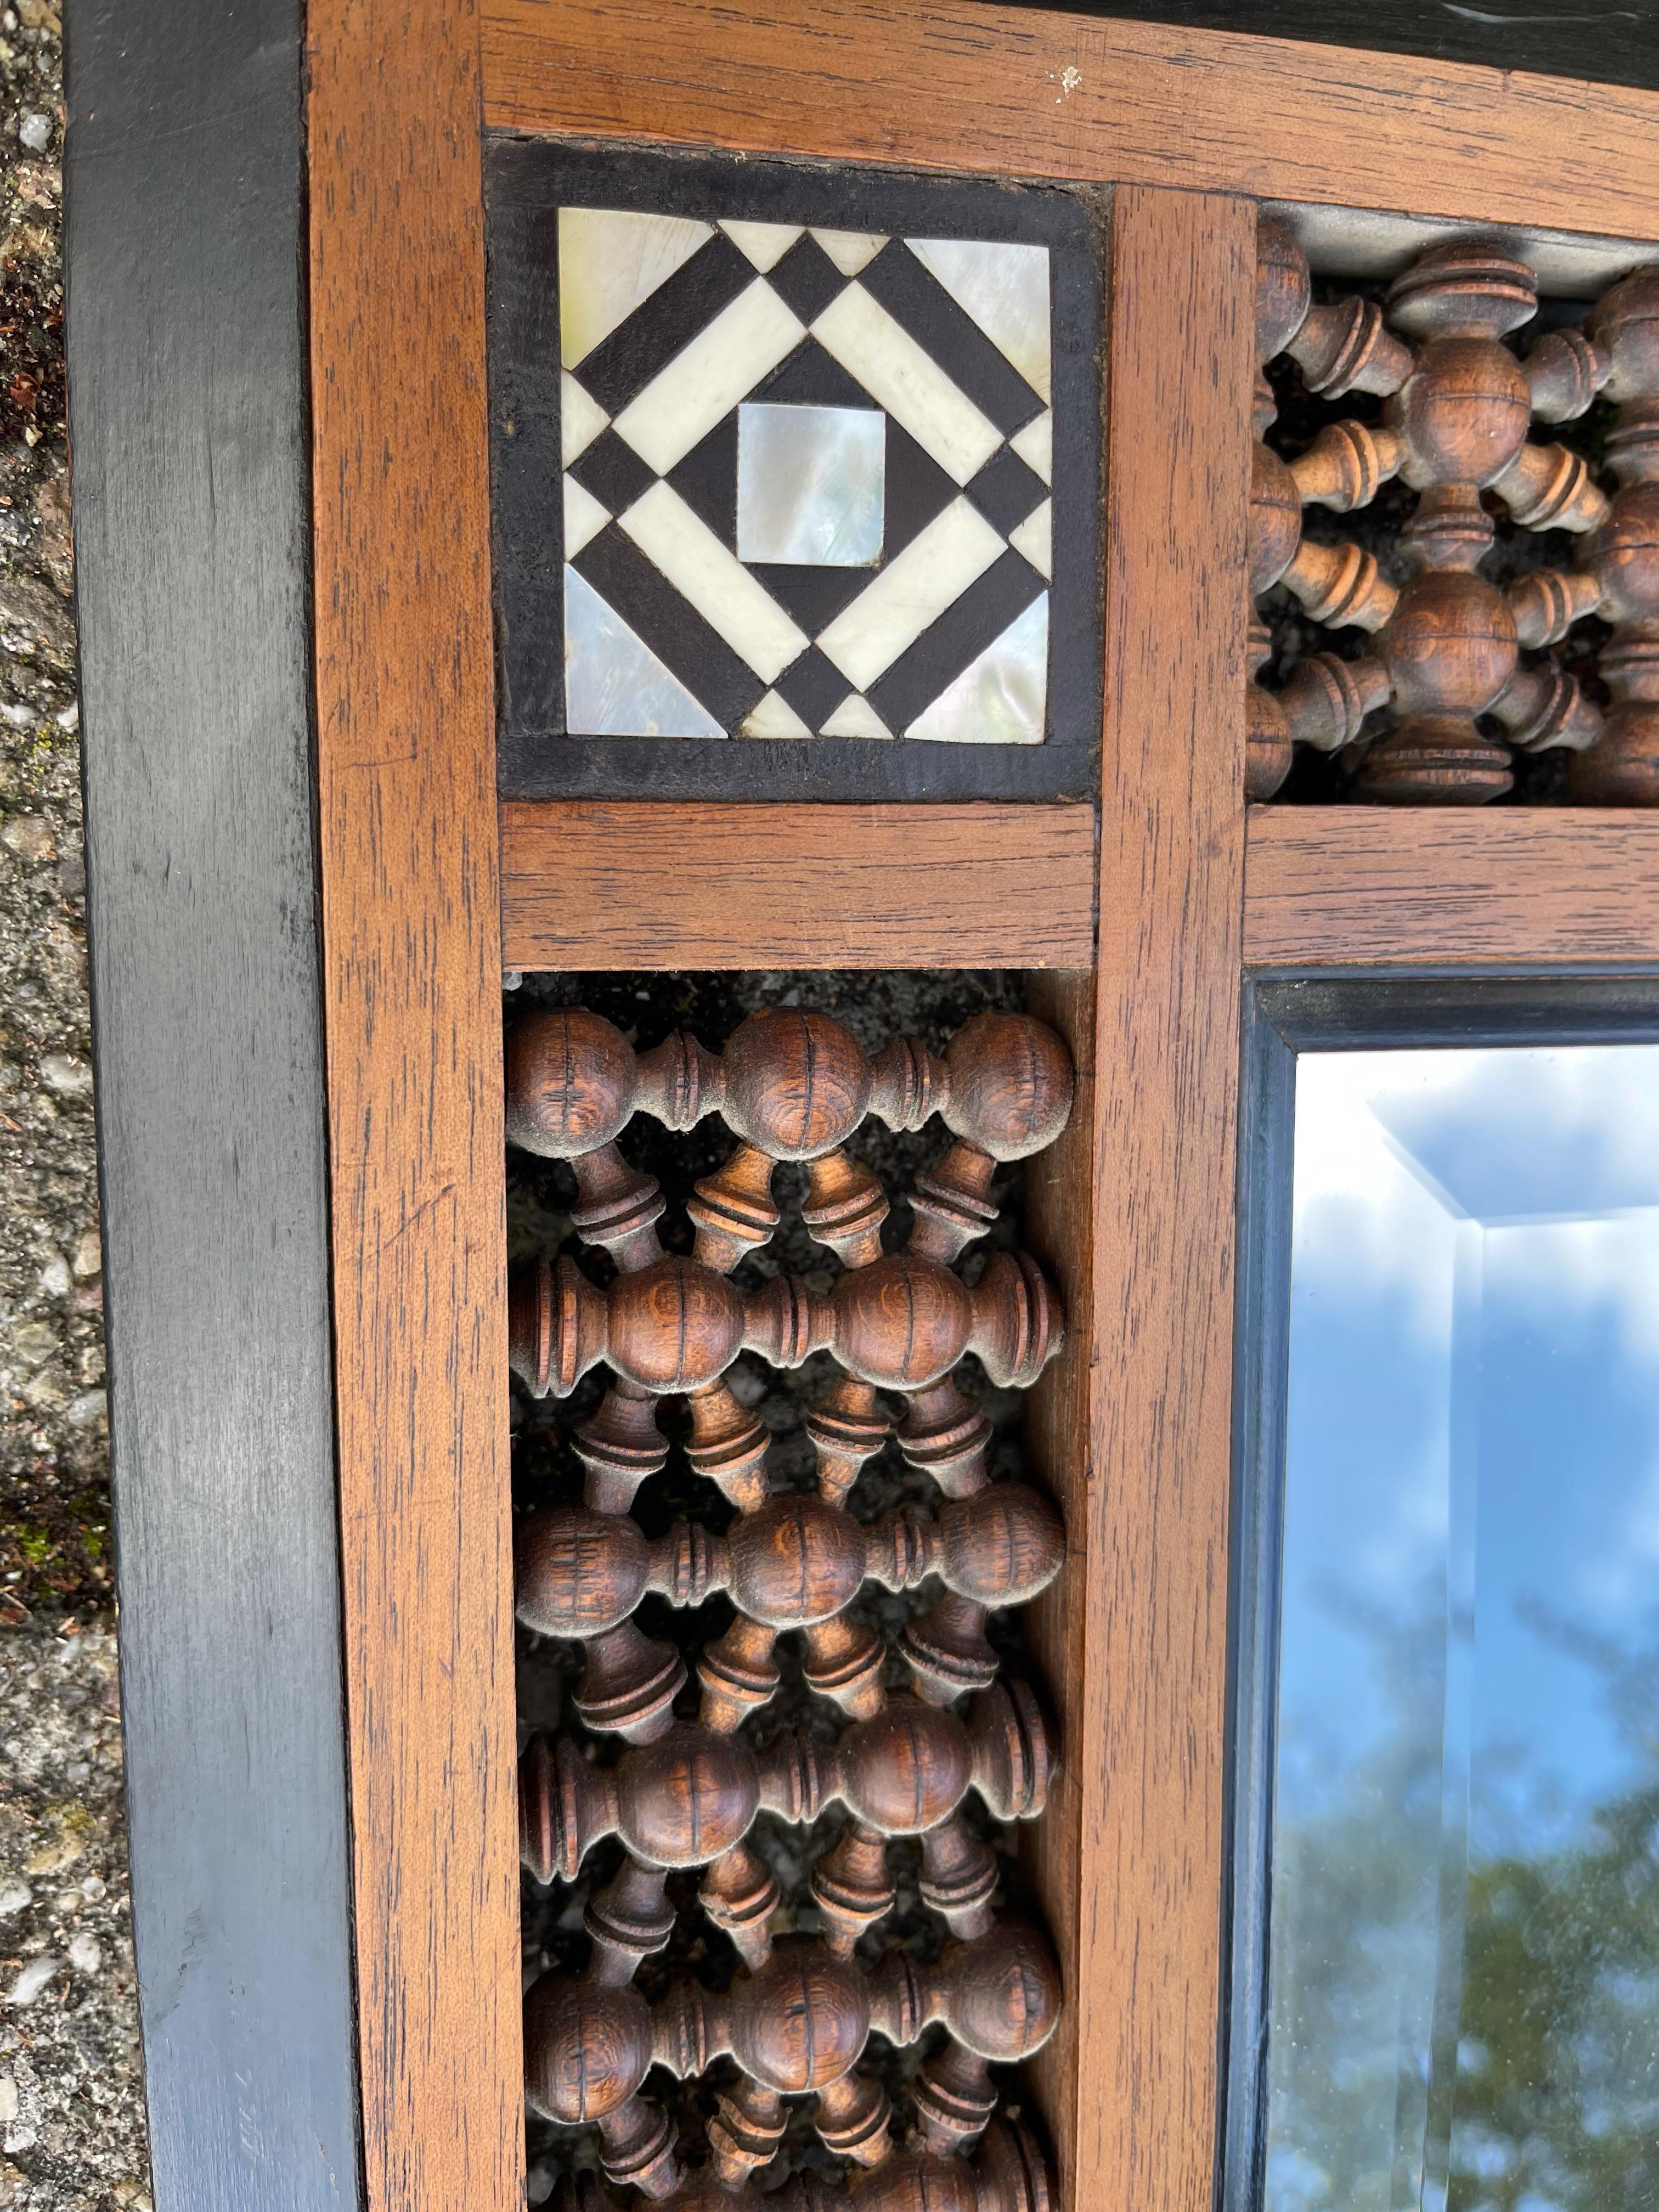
[65, 1, 1659, 2209]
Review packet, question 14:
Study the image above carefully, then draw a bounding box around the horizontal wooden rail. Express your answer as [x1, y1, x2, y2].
[499, 800, 1096, 969]
[482, 0, 1659, 243]
[1244, 807, 1659, 967]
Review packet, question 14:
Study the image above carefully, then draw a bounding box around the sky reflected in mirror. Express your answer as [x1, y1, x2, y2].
[1267, 1046, 1659, 2212]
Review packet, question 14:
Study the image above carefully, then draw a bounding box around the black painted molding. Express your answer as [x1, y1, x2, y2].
[65, 4, 363, 2207]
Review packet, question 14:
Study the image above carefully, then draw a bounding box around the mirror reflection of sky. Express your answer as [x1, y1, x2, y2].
[1266, 1045, 1659, 2212]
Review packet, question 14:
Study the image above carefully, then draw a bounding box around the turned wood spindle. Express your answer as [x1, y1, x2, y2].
[523, 1969, 681, 2198]
[870, 1918, 1063, 2153]
[1246, 222, 1408, 799]
[690, 1009, 944, 1272]
[1353, 240, 1599, 799]
[526, 1938, 890, 2191]
[809, 1681, 1053, 1951]
[552, 2119, 1056, 2212]
[651, 1940, 889, 2177]
[515, 1505, 714, 1740]
[506, 1005, 718, 1269]
[827, 2118, 1055, 2212]
[910, 1013, 1074, 1263]
[1253, 229, 1615, 798]
[521, 1681, 1050, 1946]
[1570, 266, 1659, 801]
[509, 1244, 1063, 1406]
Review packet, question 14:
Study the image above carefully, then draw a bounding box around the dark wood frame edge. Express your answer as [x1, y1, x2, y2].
[1219, 986, 1295, 2212]
[64, 4, 365, 2207]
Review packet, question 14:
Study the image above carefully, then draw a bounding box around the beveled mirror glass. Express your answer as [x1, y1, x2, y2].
[1267, 1045, 1659, 2212]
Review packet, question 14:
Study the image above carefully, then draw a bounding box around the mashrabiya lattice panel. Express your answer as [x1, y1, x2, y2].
[1246, 228, 1659, 807]
[558, 211, 1055, 744]
[504, 1003, 1071, 2212]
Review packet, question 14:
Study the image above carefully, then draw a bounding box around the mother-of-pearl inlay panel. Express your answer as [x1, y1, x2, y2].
[553, 205, 1057, 742]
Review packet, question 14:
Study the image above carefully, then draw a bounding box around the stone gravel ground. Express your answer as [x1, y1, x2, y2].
[0, 0, 153, 2203]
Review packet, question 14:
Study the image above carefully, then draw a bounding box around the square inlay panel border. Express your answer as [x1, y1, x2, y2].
[487, 140, 1104, 803]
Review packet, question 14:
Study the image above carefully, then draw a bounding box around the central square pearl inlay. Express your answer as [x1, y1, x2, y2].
[736, 402, 886, 567]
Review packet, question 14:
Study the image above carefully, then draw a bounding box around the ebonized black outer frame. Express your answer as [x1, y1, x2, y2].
[487, 137, 1103, 803]
[1221, 971, 1659, 2212]
[65, 4, 363, 2207]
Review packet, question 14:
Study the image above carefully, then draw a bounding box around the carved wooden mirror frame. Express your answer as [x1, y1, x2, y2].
[67, 2, 1659, 2209]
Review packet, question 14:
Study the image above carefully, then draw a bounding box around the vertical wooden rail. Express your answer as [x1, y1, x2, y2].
[309, 5, 523, 2211]
[1081, 188, 1254, 2210]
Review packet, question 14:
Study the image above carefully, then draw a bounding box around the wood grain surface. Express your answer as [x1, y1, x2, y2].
[308, 4, 523, 2209]
[1245, 806, 1659, 966]
[67, 5, 363, 2204]
[1049, 0, 1659, 93]
[482, 0, 1659, 242]
[1077, 187, 1254, 2212]
[499, 803, 1097, 969]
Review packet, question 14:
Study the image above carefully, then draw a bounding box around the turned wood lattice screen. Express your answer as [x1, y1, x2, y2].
[1248, 234, 1659, 804]
[504, 1001, 1071, 2211]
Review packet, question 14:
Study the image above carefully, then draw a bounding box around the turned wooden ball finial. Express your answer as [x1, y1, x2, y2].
[912, 1013, 1074, 1260]
[729, 1943, 871, 2094]
[839, 2120, 1054, 2212]
[726, 1493, 869, 1629]
[505, 1005, 642, 1157]
[940, 1013, 1074, 1162]
[720, 1007, 874, 1160]
[1255, 218, 1312, 365]
[872, 1919, 1062, 2064]
[524, 1975, 652, 2124]
[520, 1725, 764, 1881]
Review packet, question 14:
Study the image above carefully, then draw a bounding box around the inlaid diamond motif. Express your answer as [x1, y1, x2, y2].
[553, 207, 1056, 743]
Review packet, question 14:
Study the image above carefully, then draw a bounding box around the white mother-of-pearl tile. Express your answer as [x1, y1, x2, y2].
[815, 495, 1003, 690]
[811, 285, 1001, 486]
[906, 592, 1047, 743]
[905, 238, 1051, 402]
[559, 208, 713, 370]
[721, 220, 804, 272]
[1009, 408, 1053, 486]
[613, 280, 805, 475]
[564, 566, 725, 738]
[1008, 498, 1052, 580]
[820, 692, 895, 738]
[740, 689, 814, 738]
[736, 403, 885, 567]
[563, 476, 611, 560]
[811, 229, 887, 276]
[620, 480, 809, 684]
[561, 372, 611, 466]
